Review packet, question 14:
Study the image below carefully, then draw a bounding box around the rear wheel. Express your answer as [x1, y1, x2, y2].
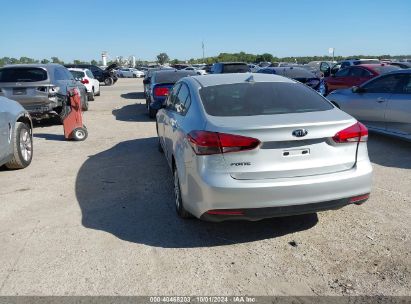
[173, 167, 191, 218]
[104, 77, 114, 86]
[87, 91, 95, 101]
[94, 87, 100, 96]
[149, 107, 157, 119]
[82, 94, 89, 111]
[5, 122, 33, 169]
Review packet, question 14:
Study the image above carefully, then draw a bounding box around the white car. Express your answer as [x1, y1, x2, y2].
[130, 68, 145, 78]
[68, 68, 100, 101]
[183, 66, 207, 75]
[117, 68, 134, 78]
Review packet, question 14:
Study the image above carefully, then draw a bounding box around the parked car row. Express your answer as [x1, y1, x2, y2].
[0, 62, 112, 170]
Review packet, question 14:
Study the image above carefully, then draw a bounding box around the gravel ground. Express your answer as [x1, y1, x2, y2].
[0, 78, 410, 296]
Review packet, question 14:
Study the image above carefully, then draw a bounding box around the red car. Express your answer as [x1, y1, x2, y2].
[324, 64, 400, 94]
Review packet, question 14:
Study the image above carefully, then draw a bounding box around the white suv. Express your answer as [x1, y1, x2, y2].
[68, 68, 101, 101]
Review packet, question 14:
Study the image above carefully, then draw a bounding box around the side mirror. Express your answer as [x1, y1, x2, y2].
[323, 68, 331, 77]
[352, 86, 365, 93]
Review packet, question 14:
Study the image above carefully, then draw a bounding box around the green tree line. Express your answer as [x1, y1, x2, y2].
[0, 57, 99, 67]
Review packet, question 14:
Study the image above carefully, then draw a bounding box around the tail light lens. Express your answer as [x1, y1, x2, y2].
[154, 87, 169, 97]
[187, 130, 260, 155]
[333, 122, 368, 143]
[81, 79, 89, 84]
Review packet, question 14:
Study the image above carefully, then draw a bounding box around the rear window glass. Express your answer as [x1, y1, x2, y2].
[199, 82, 333, 117]
[372, 65, 401, 74]
[222, 64, 250, 73]
[70, 70, 85, 79]
[154, 71, 196, 83]
[277, 68, 315, 78]
[0, 67, 48, 82]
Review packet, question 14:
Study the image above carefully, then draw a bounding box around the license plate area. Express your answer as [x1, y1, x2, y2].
[13, 88, 27, 95]
[283, 148, 310, 157]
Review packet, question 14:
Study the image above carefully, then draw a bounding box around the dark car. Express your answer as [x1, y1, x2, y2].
[64, 63, 118, 86]
[146, 70, 197, 118]
[324, 64, 401, 94]
[256, 67, 326, 95]
[211, 62, 250, 74]
[389, 62, 411, 69]
[171, 64, 190, 70]
[143, 67, 175, 100]
[0, 64, 88, 120]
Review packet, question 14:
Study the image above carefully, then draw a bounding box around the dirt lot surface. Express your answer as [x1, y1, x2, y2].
[0, 78, 410, 296]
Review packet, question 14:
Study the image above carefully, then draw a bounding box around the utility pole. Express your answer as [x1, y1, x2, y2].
[202, 41, 205, 63]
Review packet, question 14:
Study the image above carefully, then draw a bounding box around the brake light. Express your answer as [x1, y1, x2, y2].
[333, 122, 368, 143]
[187, 130, 260, 155]
[81, 79, 89, 84]
[207, 210, 244, 215]
[154, 87, 169, 97]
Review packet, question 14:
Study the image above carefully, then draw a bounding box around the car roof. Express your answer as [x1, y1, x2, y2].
[68, 68, 88, 72]
[214, 62, 248, 65]
[384, 69, 411, 75]
[190, 73, 295, 87]
[2, 63, 62, 69]
[356, 63, 392, 69]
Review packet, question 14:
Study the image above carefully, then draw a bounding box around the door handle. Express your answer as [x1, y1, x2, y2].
[376, 97, 386, 103]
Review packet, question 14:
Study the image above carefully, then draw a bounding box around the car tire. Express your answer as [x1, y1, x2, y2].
[133, 74, 137, 78]
[104, 77, 114, 86]
[5, 122, 33, 170]
[87, 91, 95, 101]
[82, 94, 89, 111]
[95, 88, 100, 96]
[148, 107, 157, 119]
[173, 166, 191, 219]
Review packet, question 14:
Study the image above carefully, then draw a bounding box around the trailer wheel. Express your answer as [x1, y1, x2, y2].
[72, 128, 88, 141]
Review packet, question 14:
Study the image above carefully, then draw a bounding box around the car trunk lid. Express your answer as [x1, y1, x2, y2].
[204, 109, 359, 180]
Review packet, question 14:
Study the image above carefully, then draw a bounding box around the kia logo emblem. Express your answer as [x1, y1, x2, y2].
[292, 129, 308, 137]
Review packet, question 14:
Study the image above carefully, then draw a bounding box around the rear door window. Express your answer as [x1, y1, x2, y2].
[335, 68, 350, 77]
[199, 82, 333, 117]
[0, 67, 48, 82]
[174, 83, 190, 114]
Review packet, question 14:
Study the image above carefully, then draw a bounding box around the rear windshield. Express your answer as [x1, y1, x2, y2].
[275, 68, 315, 78]
[222, 64, 250, 73]
[70, 70, 85, 79]
[154, 72, 195, 83]
[199, 82, 333, 117]
[372, 65, 401, 74]
[0, 67, 48, 82]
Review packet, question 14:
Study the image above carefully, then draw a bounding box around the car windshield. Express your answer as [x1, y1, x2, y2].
[199, 82, 333, 117]
[0, 67, 48, 82]
[372, 65, 401, 74]
[70, 70, 85, 79]
[222, 64, 250, 73]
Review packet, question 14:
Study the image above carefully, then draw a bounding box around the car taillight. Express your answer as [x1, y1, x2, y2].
[332, 122, 368, 143]
[81, 79, 89, 84]
[154, 87, 169, 97]
[187, 130, 260, 155]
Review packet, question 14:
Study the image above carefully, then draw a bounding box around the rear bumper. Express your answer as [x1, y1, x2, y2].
[182, 159, 373, 221]
[200, 196, 368, 222]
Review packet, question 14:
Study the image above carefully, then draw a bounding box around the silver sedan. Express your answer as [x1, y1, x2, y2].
[0, 97, 33, 169]
[327, 70, 411, 141]
[156, 73, 372, 221]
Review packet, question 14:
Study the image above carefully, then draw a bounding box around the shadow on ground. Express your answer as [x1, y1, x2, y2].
[75, 137, 318, 248]
[367, 132, 411, 169]
[33, 133, 66, 141]
[120, 92, 145, 100]
[112, 102, 152, 122]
